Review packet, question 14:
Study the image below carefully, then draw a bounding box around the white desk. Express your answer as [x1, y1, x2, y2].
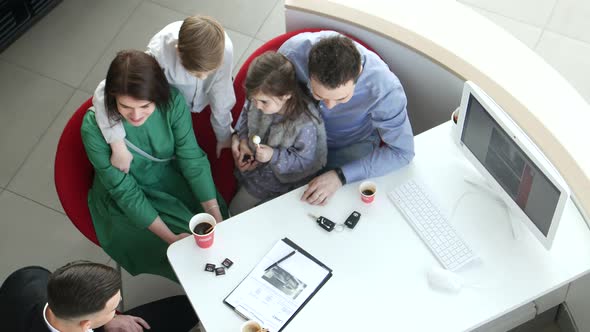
[168, 122, 590, 332]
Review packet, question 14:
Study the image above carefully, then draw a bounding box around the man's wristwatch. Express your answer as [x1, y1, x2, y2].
[334, 167, 347, 185]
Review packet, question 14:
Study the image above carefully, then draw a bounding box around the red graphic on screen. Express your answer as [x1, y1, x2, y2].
[516, 165, 533, 209]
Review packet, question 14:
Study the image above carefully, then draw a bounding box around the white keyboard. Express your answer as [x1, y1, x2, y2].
[388, 179, 476, 271]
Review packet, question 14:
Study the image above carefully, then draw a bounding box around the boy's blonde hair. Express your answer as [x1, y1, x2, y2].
[177, 15, 225, 73]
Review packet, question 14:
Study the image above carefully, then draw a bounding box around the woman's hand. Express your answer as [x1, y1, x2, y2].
[169, 233, 191, 244]
[202, 200, 224, 223]
[110, 139, 133, 173]
[148, 216, 190, 245]
[210, 209, 223, 224]
[255, 144, 274, 163]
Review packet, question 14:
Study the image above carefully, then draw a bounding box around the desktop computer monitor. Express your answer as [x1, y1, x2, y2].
[455, 81, 569, 249]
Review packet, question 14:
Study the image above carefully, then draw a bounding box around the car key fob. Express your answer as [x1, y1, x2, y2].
[317, 216, 335, 232]
[308, 214, 336, 232]
[344, 211, 361, 229]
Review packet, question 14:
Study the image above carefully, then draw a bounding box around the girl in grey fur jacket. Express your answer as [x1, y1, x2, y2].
[230, 52, 327, 215]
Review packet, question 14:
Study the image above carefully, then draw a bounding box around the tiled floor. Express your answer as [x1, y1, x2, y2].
[0, 0, 587, 325]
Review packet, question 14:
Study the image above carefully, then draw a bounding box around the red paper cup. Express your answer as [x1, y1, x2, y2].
[189, 213, 216, 249]
[359, 181, 377, 204]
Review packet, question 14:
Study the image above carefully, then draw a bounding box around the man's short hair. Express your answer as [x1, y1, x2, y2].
[177, 15, 226, 73]
[47, 261, 121, 320]
[308, 35, 361, 89]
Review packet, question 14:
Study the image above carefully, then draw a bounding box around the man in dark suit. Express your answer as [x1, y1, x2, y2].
[0, 261, 198, 332]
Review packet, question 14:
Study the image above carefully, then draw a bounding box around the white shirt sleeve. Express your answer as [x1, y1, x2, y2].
[206, 35, 236, 143]
[92, 80, 126, 143]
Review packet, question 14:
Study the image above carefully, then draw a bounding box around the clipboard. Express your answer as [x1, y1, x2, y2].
[224, 238, 332, 331]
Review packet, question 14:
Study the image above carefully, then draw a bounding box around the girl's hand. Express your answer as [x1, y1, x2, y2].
[237, 139, 256, 171]
[239, 159, 259, 172]
[255, 144, 274, 163]
[239, 139, 252, 156]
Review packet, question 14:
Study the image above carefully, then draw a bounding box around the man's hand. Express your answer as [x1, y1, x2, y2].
[104, 314, 150, 332]
[301, 171, 343, 205]
[255, 144, 273, 163]
[110, 140, 133, 173]
[216, 137, 232, 158]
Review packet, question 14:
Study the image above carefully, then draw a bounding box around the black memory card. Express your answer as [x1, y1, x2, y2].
[215, 267, 226, 276]
[222, 258, 233, 269]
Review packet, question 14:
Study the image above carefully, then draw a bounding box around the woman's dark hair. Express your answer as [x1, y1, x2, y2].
[308, 36, 361, 89]
[245, 51, 319, 123]
[47, 261, 121, 320]
[104, 50, 171, 122]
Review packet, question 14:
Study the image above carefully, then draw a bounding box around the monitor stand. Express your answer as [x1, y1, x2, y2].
[463, 174, 522, 240]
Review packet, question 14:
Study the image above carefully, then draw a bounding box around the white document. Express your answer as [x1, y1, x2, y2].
[225, 239, 331, 331]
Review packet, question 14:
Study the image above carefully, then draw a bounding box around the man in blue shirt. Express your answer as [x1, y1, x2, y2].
[278, 31, 415, 205]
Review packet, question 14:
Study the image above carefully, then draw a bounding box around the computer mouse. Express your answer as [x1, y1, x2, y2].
[426, 266, 464, 293]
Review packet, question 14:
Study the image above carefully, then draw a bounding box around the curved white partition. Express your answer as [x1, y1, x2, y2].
[285, 0, 590, 224]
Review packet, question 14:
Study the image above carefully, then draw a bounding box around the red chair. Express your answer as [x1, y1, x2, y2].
[55, 98, 98, 245]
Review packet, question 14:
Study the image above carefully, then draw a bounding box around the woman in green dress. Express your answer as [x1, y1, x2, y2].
[81, 50, 228, 281]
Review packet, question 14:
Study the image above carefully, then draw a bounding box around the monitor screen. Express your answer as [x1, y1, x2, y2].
[460, 95, 561, 236]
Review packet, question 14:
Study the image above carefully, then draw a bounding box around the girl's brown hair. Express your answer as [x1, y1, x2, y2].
[245, 51, 319, 123]
[104, 50, 171, 122]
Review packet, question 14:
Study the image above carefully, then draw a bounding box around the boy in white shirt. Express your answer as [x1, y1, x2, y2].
[93, 16, 236, 172]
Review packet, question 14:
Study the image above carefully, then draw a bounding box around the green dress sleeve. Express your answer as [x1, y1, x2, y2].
[81, 111, 158, 228]
[169, 90, 218, 203]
